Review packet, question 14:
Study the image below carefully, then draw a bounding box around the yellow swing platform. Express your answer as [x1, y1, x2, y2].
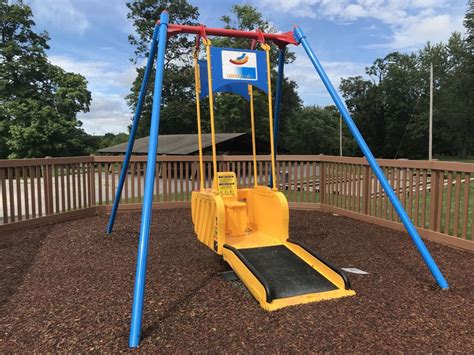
[191, 39, 355, 311]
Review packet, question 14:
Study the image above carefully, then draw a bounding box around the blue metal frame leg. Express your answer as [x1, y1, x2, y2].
[107, 25, 160, 234]
[129, 12, 169, 348]
[269, 47, 286, 188]
[293, 26, 448, 290]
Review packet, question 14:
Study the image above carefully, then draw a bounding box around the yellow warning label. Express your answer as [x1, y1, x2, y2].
[216, 172, 237, 196]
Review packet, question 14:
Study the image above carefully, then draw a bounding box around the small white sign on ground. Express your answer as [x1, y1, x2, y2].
[341, 267, 369, 275]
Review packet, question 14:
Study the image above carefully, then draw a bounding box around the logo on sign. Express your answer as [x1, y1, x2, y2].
[222, 50, 257, 81]
[229, 53, 249, 65]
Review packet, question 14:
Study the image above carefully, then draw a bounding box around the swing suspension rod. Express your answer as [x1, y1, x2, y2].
[193, 51, 205, 190]
[203, 38, 219, 183]
[249, 85, 258, 187]
[261, 43, 277, 190]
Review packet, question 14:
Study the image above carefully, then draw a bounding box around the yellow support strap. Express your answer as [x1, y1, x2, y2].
[193, 51, 205, 190]
[261, 43, 277, 190]
[248, 85, 258, 187]
[203, 38, 218, 187]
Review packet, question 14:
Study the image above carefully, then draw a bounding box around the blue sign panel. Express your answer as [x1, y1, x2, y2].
[198, 60, 250, 101]
[197, 47, 268, 102]
[211, 47, 268, 94]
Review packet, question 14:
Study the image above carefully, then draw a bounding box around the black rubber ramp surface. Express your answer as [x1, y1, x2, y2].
[237, 245, 337, 300]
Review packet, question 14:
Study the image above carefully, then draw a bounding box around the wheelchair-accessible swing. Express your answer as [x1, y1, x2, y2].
[106, 12, 448, 348]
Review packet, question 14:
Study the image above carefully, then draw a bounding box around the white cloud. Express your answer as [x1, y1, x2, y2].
[48, 55, 137, 134]
[257, 0, 465, 49]
[259, 0, 447, 22]
[260, 0, 321, 18]
[286, 50, 367, 104]
[30, 0, 90, 34]
[29, 0, 134, 35]
[78, 93, 131, 135]
[411, 0, 445, 8]
[345, 4, 367, 19]
[48, 55, 136, 93]
[389, 14, 464, 49]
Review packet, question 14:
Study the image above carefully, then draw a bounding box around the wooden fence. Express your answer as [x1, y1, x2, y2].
[1, 155, 472, 250]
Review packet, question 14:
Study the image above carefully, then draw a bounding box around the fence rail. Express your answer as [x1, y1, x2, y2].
[1, 155, 472, 250]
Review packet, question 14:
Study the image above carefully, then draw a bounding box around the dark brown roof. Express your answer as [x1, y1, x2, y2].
[96, 133, 246, 155]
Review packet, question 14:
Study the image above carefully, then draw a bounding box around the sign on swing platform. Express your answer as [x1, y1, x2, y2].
[221, 50, 258, 81]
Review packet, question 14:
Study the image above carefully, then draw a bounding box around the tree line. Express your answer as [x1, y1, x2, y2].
[1, 0, 472, 159]
[340, 27, 473, 159]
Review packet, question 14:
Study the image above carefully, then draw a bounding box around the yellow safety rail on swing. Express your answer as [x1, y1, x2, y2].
[190, 37, 355, 311]
[193, 47, 204, 190]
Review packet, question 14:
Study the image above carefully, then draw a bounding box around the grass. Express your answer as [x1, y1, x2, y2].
[281, 169, 472, 240]
[366, 177, 473, 240]
[435, 156, 474, 164]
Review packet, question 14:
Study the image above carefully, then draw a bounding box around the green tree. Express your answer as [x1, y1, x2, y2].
[341, 40, 473, 158]
[285, 106, 339, 154]
[0, 0, 91, 158]
[97, 132, 129, 149]
[76, 132, 130, 153]
[462, 0, 474, 157]
[438, 2, 473, 158]
[126, 0, 199, 137]
[340, 74, 383, 156]
[341, 52, 430, 158]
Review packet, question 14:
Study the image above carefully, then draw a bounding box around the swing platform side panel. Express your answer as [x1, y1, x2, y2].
[191, 190, 226, 254]
[191, 184, 289, 254]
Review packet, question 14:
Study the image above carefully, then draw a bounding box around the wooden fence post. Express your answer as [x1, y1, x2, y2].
[320, 160, 326, 204]
[362, 165, 371, 215]
[1, 168, 7, 223]
[88, 156, 96, 207]
[44, 157, 54, 215]
[429, 169, 440, 231]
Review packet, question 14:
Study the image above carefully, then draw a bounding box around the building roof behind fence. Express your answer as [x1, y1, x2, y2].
[96, 133, 246, 155]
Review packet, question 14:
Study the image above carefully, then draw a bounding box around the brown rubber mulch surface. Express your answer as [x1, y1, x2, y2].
[0, 209, 473, 352]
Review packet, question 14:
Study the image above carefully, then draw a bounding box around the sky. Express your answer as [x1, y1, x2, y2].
[25, 0, 467, 135]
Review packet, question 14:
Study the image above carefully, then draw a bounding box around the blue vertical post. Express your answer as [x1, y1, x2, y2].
[129, 12, 169, 348]
[107, 25, 160, 234]
[269, 47, 286, 188]
[293, 26, 448, 290]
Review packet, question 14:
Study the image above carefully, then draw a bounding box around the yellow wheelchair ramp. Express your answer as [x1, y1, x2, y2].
[223, 240, 355, 311]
